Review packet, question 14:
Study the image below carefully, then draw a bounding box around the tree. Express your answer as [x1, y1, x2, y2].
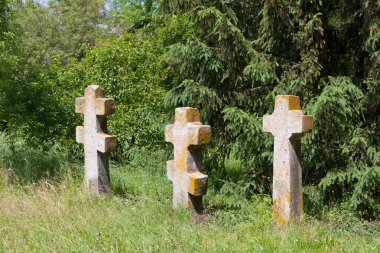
[160, 0, 380, 217]
[0, 0, 10, 36]
[14, 0, 108, 65]
[0, 0, 77, 143]
[107, 0, 157, 33]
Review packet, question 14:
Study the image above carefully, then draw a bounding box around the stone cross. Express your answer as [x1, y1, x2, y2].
[263, 95, 313, 225]
[165, 107, 211, 213]
[75, 85, 117, 194]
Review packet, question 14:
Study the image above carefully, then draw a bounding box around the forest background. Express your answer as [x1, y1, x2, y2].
[0, 0, 379, 226]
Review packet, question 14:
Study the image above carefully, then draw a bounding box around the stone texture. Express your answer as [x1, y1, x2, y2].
[263, 95, 313, 225]
[165, 107, 211, 213]
[76, 85, 117, 194]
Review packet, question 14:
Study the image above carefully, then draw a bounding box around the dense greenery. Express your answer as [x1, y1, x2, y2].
[0, 0, 379, 226]
[71, 33, 170, 155]
[161, 0, 380, 218]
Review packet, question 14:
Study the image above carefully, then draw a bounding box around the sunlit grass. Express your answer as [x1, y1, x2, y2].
[0, 165, 379, 252]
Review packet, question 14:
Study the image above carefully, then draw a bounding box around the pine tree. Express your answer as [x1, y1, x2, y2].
[160, 0, 380, 217]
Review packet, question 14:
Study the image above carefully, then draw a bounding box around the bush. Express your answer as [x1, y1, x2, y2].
[68, 33, 171, 158]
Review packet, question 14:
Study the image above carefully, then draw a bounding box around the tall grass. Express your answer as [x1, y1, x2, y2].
[0, 139, 379, 251]
[1, 163, 380, 252]
[0, 134, 80, 183]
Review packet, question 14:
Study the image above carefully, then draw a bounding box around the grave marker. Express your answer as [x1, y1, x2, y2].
[263, 95, 313, 225]
[76, 85, 117, 194]
[165, 107, 211, 213]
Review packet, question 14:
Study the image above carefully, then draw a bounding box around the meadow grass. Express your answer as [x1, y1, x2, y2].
[0, 163, 379, 253]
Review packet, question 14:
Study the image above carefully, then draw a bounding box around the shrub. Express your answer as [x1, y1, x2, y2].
[71, 33, 171, 157]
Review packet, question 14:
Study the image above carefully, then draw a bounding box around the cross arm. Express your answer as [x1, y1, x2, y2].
[262, 114, 275, 134]
[186, 171, 208, 196]
[97, 133, 117, 153]
[287, 112, 314, 134]
[76, 126, 84, 144]
[167, 160, 174, 182]
[187, 124, 212, 146]
[75, 97, 85, 114]
[263, 113, 314, 135]
[165, 124, 174, 144]
[95, 98, 116, 115]
[303, 115, 314, 132]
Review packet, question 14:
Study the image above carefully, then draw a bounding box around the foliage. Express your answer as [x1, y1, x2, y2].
[0, 0, 10, 36]
[107, 0, 157, 33]
[1, 1, 169, 157]
[309, 76, 380, 218]
[0, 62, 78, 143]
[69, 33, 170, 155]
[161, 0, 380, 217]
[0, 1, 81, 145]
[0, 0, 19, 90]
[13, 0, 109, 65]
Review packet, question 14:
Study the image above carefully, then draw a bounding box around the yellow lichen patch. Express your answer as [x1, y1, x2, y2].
[198, 127, 211, 145]
[187, 171, 208, 196]
[302, 115, 314, 132]
[175, 108, 200, 124]
[273, 199, 288, 226]
[275, 95, 301, 111]
[188, 126, 212, 145]
[176, 148, 187, 172]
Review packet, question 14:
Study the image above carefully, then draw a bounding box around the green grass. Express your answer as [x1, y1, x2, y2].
[0, 164, 379, 252]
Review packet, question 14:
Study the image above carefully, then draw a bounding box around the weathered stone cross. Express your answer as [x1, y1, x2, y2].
[75, 85, 117, 194]
[165, 107, 211, 213]
[263, 95, 313, 225]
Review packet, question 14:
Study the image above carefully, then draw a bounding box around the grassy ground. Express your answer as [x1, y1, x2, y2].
[0, 164, 379, 252]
